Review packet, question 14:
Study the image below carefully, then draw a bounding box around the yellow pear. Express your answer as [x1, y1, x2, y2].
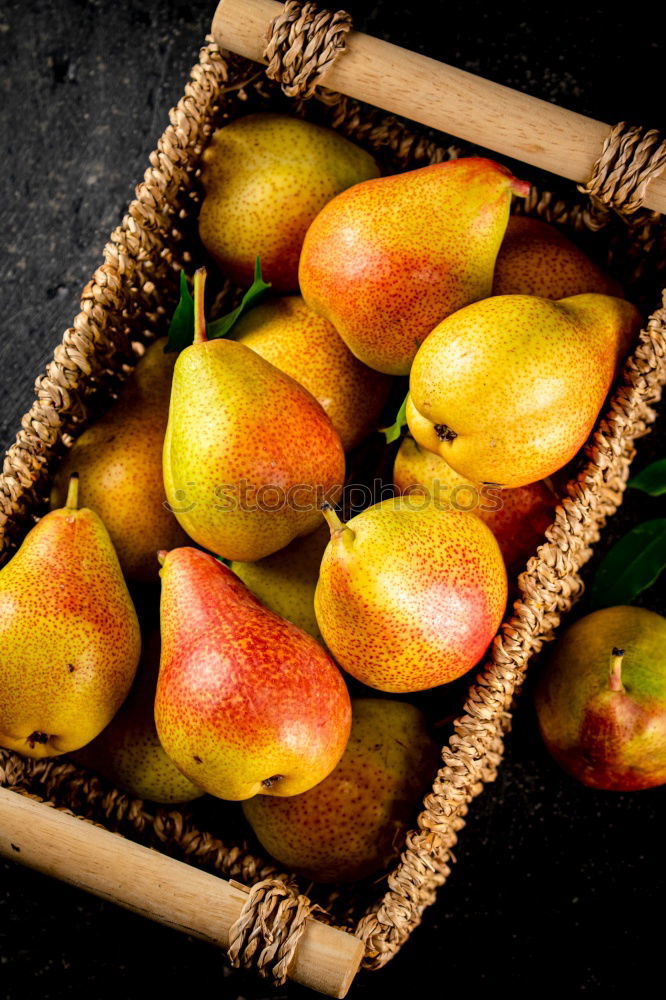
[314, 498, 507, 693]
[231, 296, 391, 450]
[0, 476, 141, 759]
[408, 293, 641, 488]
[51, 338, 188, 582]
[73, 629, 204, 804]
[199, 113, 378, 292]
[163, 271, 345, 562]
[231, 524, 329, 641]
[243, 698, 439, 883]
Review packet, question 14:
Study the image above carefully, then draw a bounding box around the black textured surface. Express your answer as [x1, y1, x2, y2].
[0, 2, 665, 997]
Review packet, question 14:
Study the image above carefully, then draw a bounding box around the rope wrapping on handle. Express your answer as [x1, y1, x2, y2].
[263, 0, 352, 98]
[579, 121, 666, 220]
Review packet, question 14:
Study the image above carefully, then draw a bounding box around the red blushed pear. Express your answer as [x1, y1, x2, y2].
[535, 607, 666, 791]
[314, 498, 508, 693]
[299, 157, 530, 375]
[154, 547, 352, 801]
[162, 269, 345, 562]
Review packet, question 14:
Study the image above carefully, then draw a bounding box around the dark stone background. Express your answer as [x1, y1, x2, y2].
[0, 1, 664, 996]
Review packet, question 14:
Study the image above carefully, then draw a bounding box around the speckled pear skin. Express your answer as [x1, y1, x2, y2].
[0, 490, 141, 760]
[163, 338, 345, 562]
[231, 296, 391, 451]
[493, 216, 622, 298]
[231, 524, 329, 641]
[299, 157, 530, 375]
[393, 436, 557, 574]
[243, 698, 439, 883]
[198, 114, 379, 292]
[314, 499, 507, 693]
[408, 293, 641, 488]
[155, 548, 352, 801]
[72, 629, 204, 804]
[535, 607, 666, 791]
[51, 339, 188, 582]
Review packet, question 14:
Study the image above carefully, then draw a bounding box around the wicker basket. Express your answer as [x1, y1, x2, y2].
[1, 3, 665, 995]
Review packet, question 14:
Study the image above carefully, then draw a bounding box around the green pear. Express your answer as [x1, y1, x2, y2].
[231, 524, 329, 641]
[408, 293, 641, 488]
[51, 338, 188, 582]
[155, 547, 352, 801]
[199, 113, 378, 292]
[0, 476, 141, 759]
[73, 629, 204, 804]
[243, 698, 439, 883]
[163, 271, 345, 562]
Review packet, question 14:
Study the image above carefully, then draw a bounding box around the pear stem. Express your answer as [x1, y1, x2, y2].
[193, 267, 208, 344]
[157, 550, 168, 567]
[321, 502, 354, 540]
[65, 473, 79, 511]
[609, 647, 625, 692]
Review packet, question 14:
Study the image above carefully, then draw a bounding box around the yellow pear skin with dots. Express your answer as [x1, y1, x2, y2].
[0, 476, 141, 759]
[408, 293, 641, 488]
[243, 698, 439, 883]
[198, 114, 379, 292]
[231, 296, 391, 450]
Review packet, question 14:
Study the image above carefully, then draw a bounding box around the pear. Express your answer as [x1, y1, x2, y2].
[408, 293, 641, 488]
[155, 547, 352, 801]
[393, 436, 557, 574]
[163, 271, 345, 562]
[51, 339, 188, 582]
[0, 476, 141, 759]
[299, 157, 530, 374]
[73, 629, 204, 804]
[231, 524, 329, 641]
[535, 607, 666, 790]
[231, 296, 391, 451]
[314, 498, 507, 693]
[493, 216, 622, 298]
[199, 113, 378, 292]
[243, 698, 439, 883]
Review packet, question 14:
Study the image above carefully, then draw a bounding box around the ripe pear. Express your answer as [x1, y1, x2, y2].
[73, 629, 204, 804]
[163, 271, 345, 562]
[299, 157, 530, 374]
[51, 339, 188, 582]
[0, 476, 141, 759]
[243, 698, 439, 883]
[535, 607, 666, 790]
[198, 113, 378, 292]
[493, 216, 622, 298]
[314, 498, 507, 693]
[393, 436, 557, 573]
[231, 296, 391, 450]
[231, 524, 329, 641]
[408, 293, 641, 488]
[155, 547, 352, 801]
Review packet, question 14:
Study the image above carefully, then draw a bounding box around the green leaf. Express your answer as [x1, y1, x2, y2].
[165, 270, 195, 353]
[628, 459, 666, 497]
[382, 392, 409, 445]
[590, 519, 666, 609]
[164, 258, 272, 354]
[208, 257, 272, 340]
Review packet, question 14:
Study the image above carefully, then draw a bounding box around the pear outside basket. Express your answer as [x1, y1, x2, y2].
[1, 3, 666, 996]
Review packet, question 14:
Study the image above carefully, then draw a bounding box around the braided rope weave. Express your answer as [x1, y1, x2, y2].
[1, 6, 666, 984]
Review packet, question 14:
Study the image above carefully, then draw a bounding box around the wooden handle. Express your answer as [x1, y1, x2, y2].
[212, 0, 666, 215]
[0, 787, 363, 998]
